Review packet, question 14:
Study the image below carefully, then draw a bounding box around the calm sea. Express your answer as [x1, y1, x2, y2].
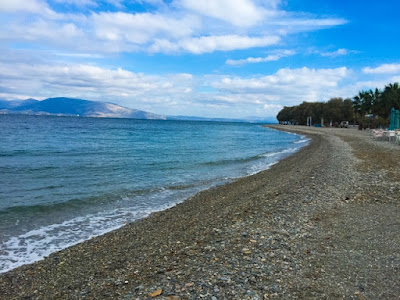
[0, 115, 308, 273]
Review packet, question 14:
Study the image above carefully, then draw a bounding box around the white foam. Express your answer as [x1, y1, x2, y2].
[248, 144, 306, 176]
[0, 199, 183, 273]
[293, 138, 311, 144]
[259, 147, 300, 158]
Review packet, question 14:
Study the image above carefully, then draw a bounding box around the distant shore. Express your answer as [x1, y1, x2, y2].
[1, 125, 399, 299]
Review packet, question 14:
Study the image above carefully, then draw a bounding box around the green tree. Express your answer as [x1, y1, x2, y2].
[380, 83, 400, 116]
[342, 98, 354, 122]
[277, 106, 294, 124]
[323, 98, 345, 125]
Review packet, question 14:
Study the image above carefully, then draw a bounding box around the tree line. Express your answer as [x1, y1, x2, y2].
[277, 82, 400, 128]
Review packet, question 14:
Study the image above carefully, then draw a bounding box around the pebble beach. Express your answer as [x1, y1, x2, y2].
[0, 125, 399, 299]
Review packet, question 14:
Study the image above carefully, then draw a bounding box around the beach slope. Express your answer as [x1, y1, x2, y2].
[0, 125, 399, 299]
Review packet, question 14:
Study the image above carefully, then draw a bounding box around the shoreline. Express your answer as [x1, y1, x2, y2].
[1, 125, 399, 299]
[0, 126, 306, 275]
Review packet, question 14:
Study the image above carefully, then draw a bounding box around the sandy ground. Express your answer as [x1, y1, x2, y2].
[0, 125, 399, 299]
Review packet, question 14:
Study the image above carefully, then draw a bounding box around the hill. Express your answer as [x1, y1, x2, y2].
[0, 97, 277, 123]
[0, 97, 166, 120]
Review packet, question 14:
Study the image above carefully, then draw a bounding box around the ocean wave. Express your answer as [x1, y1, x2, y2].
[246, 147, 302, 175]
[0, 207, 152, 273]
[0, 118, 310, 273]
[200, 153, 266, 167]
[0, 183, 202, 216]
[258, 147, 300, 158]
[293, 138, 311, 144]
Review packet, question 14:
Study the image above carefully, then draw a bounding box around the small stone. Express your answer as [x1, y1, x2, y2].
[185, 282, 194, 287]
[148, 289, 162, 297]
[242, 248, 252, 255]
[271, 284, 279, 293]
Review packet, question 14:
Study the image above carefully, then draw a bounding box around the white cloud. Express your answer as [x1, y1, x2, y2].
[180, 35, 280, 54]
[52, 0, 97, 7]
[54, 52, 104, 58]
[176, 0, 266, 27]
[226, 49, 295, 65]
[0, 0, 45, 13]
[0, 0, 56, 17]
[3, 58, 397, 119]
[0, 60, 197, 114]
[92, 12, 198, 44]
[0, 0, 357, 118]
[1, 18, 85, 50]
[51, 0, 126, 8]
[273, 16, 347, 28]
[134, 0, 164, 4]
[212, 67, 350, 104]
[0, 0, 348, 55]
[215, 67, 349, 90]
[148, 35, 280, 54]
[321, 48, 359, 57]
[1, 11, 201, 53]
[362, 63, 400, 74]
[0, 55, 358, 119]
[91, 12, 280, 53]
[0, 57, 355, 118]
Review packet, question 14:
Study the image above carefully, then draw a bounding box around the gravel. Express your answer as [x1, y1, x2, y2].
[0, 125, 399, 299]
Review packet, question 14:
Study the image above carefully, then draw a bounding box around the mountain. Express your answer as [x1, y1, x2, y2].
[0, 98, 39, 109]
[0, 97, 166, 120]
[168, 115, 277, 124]
[167, 115, 246, 122]
[0, 97, 277, 123]
[241, 116, 278, 124]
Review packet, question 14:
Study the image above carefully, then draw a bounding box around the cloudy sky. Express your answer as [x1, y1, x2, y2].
[1, 0, 400, 119]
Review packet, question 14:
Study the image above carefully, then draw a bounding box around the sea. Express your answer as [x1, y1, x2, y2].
[0, 115, 309, 273]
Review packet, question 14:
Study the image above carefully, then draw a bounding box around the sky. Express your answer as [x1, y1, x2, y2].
[1, 0, 400, 119]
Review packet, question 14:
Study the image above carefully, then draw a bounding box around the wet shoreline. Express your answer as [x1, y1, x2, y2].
[1, 125, 399, 299]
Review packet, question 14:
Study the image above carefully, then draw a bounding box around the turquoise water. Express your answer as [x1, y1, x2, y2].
[0, 115, 308, 272]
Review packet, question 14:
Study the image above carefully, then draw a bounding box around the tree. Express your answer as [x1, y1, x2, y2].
[342, 98, 354, 122]
[380, 83, 400, 116]
[277, 106, 294, 124]
[275, 82, 400, 127]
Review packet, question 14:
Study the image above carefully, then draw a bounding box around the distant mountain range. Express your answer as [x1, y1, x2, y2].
[0, 97, 277, 123]
[0, 97, 166, 120]
[168, 115, 276, 123]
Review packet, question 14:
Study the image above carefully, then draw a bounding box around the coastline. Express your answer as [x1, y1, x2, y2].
[0, 123, 305, 274]
[1, 125, 399, 299]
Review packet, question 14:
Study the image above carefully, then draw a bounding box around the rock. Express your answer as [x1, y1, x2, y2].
[271, 284, 279, 293]
[242, 248, 252, 255]
[148, 289, 162, 297]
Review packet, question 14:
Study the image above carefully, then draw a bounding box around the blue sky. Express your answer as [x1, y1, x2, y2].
[1, 0, 400, 119]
